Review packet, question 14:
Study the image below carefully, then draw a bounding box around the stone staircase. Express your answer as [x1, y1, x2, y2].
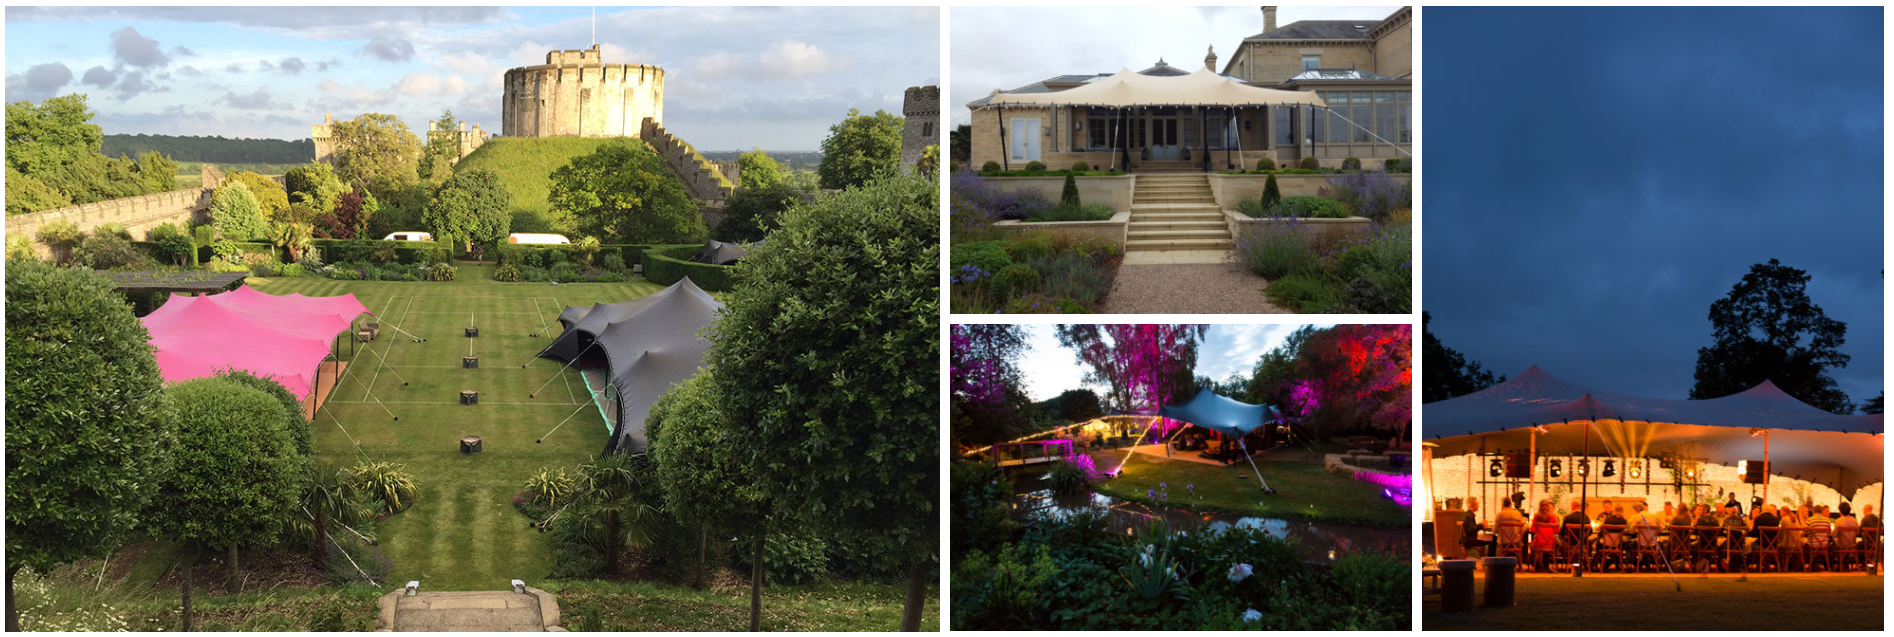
[379, 588, 564, 632]
[1125, 173, 1232, 253]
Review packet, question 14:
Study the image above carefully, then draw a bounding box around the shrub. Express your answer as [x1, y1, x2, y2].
[601, 252, 627, 273]
[641, 245, 738, 290]
[92, 223, 132, 240]
[1281, 196, 1348, 219]
[1025, 203, 1114, 223]
[1059, 172, 1080, 206]
[1326, 171, 1410, 222]
[1261, 173, 1282, 210]
[35, 221, 84, 264]
[347, 461, 418, 515]
[146, 223, 196, 266]
[1336, 246, 1378, 281]
[6, 235, 40, 262]
[279, 263, 307, 277]
[423, 263, 458, 282]
[546, 247, 569, 265]
[74, 234, 152, 270]
[524, 467, 577, 509]
[981, 161, 1003, 174]
[492, 263, 524, 282]
[1024, 160, 1046, 172]
[1045, 461, 1091, 495]
[549, 262, 582, 283]
[1264, 271, 1343, 313]
[1341, 157, 1362, 170]
[1339, 224, 1412, 314]
[1384, 158, 1408, 173]
[1299, 157, 1321, 170]
[989, 263, 1041, 299]
[1071, 161, 1090, 171]
[1004, 237, 1054, 262]
[1023, 252, 1113, 310]
[730, 531, 830, 586]
[1235, 217, 1314, 279]
[1255, 158, 1276, 171]
[952, 240, 1014, 274]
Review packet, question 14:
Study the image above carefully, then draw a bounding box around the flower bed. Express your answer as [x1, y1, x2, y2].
[950, 170, 1124, 313]
[1232, 216, 1410, 314]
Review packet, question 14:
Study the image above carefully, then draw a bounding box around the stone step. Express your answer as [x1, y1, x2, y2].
[1128, 228, 1230, 240]
[1130, 203, 1222, 213]
[1130, 212, 1223, 222]
[1125, 237, 1234, 252]
[1127, 219, 1225, 231]
[1135, 175, 1209, 183]
[1133, 195, 1217, 205]
[394, 608, 544, 632]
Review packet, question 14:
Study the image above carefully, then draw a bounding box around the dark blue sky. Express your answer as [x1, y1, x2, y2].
[1424, 7, 1883, 406]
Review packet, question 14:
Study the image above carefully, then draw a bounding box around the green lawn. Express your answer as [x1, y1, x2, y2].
[1422, 574, 1882, 630]
[1090, 450, 1408, 527]
[250, 265, 667, 591]
[543, 580, 939, 632]
[454, 137, 638, 232]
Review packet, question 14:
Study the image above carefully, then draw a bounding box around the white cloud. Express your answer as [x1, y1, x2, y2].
[435, 51, 492, 75]
[761, 40, 842, 78]
[394, 72, 468, 97]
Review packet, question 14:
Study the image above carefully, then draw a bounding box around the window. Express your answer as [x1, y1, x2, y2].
[1302, 55, 1321, 70]
[1398, 91, 1412, 143]
[1374, 92, 1395, 141]
[1351, 91, 1372, 143]
[1274, 106, 1294, 146]
[1309, 94, 1327, 144]
[922, 122, 934, 137]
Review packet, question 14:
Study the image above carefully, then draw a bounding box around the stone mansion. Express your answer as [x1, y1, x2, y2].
[966, 6, 1411, 172]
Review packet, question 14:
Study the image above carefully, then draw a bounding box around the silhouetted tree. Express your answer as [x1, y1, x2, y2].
[1421, 311, 1504, 403]
[1690, 259, 1852, 413]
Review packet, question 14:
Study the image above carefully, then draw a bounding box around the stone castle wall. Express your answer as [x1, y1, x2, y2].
[901, 85, 940, 169]
[311, 114, 336, 165]
[503, 45, 664, 138]
[6, 164, 226, 257]
[640, 118, 732, 203]
[428, 119, 491, 166]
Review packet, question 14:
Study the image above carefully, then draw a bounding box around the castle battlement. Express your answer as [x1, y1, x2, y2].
[504, 45, 665, 138]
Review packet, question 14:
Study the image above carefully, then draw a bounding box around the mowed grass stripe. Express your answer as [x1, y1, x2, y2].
[256, 270, 638, 590]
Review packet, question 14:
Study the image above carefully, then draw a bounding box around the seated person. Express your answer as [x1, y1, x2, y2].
[1751, 504, 1780, 551]
[1462, 497, 1496, 557]
[1495, 502, 1528, 548]
[1693, 504, 1722, 551]
[1561, 502, 1593, 552]
[1834, 508, 1861, 548]
[1805, 505, 1834, 547]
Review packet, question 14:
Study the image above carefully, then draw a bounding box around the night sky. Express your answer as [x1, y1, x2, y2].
[1423, 7, 1883, 406]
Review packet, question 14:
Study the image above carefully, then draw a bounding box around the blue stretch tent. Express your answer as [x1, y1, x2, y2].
[1158, 389, 1288, 438]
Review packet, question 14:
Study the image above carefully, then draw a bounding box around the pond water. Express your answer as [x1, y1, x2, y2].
[1010, 474, 1410, 562]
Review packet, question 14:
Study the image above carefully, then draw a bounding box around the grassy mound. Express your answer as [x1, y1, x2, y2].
[453, 137, 643, 233]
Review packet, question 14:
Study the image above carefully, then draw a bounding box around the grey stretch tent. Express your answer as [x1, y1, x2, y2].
[1158, 389, 1289, 439]
[693, 240, 750, 266]
[537, 277, 722, 454]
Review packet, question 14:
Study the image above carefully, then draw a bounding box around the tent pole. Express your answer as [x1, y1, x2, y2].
[1240, 437, 1272, 492]
[997, 106, 1008, 171]
[1528, 426, 1538, 521]
[1761, 430, 1769, 506]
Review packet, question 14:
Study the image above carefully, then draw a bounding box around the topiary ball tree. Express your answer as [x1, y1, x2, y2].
[707, 174, 938, 631]
[646, 373, 770, 626]
[148, 377, 308, 631]
[216, 369, 313, 459]
[5, 261, 176, 632]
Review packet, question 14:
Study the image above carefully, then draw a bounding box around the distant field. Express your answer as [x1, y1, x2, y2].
[699, 150, 822, 172]
[176, 161, 302, 177]
[454, 137, 639, 233]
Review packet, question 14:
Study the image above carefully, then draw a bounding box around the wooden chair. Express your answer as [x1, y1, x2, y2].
[1805, 525, 1835, 572]
[1560, 523, 1591, 572]
[1664, 525, 1696, 572]
[1861, 527, 1882, 573]
[1434, 509, 1466, 559]
[1835, 526, 1862, 572]
[1595, 524, 1627, 572]
[1754, 527, 1783, 572]
[1628, 525, 1662, 572]
[1691, 526, 1723, 573]
[1775, 526, 1806, 573]
[1529, 521, 1561, 572]
[1495, 521, 1527, 563]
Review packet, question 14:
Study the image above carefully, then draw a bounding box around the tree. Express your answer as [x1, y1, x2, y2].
[647, 373, 770, 624]
[949, 124, 972, 165]
[418, 109, 461, 189]
[1690, 259, 1853, 413]
[224, 170, 289, 220]
[951, 324, 1027, 409]
[1861, 393, 1884, 415]
[423, 168, 512, 253]
[714, 183, 804, 243]
[6, 165, 71, 214]
[6, 261, 176, 632]
[209, 179, 269, 241]
[567, 454, 662, 579]
[5, 94, 103, 178]
[147, 377, 307, 631]
[708, 174, 937, 630]
[1055, 388, 1104, 423]
[572, 235, 602, 267]
[301, 465, 370, 560]
[328, 113, 421, 197]
[284, 161, 346, 215]
[1420, 312, 1504, 403]
[1055, 325, 1207, 413]
[816, 108, 904, 190]
[547, 142, 703, 244]
[1292, 324, 1413, 440]
[737, 148, 786, 189]
[133, 150, 178, 194]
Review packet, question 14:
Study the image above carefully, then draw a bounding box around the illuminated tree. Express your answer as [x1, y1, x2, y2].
[1294, 324, 1413, 440]
[950, 324, 1026, 408]
[1055, 324, 1206, 413]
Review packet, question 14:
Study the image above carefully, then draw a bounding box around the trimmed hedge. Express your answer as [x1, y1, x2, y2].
[641, 244, 737, 291]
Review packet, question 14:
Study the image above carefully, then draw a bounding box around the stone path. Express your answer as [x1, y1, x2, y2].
[1096, 262, 1290, 314]
[379, 589, 564, 632]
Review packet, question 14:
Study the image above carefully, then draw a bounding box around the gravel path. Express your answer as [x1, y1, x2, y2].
[1096, 261, 1292, 314]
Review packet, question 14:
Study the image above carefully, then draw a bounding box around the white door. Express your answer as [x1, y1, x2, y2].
[1010, 118, 1040, 162]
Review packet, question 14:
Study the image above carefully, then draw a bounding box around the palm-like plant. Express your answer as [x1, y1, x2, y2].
[347, 461, 418, 515]
[270, 221, 315, 263]
[573, 235, 603, 267]
[569, 454, 665, 575]
[297, 464, 374, 557]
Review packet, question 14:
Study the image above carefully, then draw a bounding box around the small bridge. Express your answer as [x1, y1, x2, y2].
[988, 440, 1075, 469]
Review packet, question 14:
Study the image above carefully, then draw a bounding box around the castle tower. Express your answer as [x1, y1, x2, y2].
[900, 86, 940, 170]
[501, 44, 665, 138]
[311, 113, 336, 165]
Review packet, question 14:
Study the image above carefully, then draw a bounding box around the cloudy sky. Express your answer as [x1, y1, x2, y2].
[5, 6, 939, 150]
[1012, 323, 1334, 402]
[950, 5, 1401, 128]
[1425, 7, 1883, 406]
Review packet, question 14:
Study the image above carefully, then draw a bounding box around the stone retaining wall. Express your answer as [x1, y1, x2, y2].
[979, 174, 1136, 213]
[1223, 210, 1375, 244]
[1207, 172, 1410, 210]
[990, 210, 1130, 249]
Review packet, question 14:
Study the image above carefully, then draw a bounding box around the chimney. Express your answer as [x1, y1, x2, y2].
[1263, 6, 1278, 33]
[1205, 45, 1218, 71]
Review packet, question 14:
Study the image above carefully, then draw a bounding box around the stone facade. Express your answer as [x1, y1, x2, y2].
[5, 164, 226, 257]
[640, 118, 733, 203]
[503, 45, 664, 138]
[1226, 6, 1411, 83]
[428, 119, 491, 166]
[901, 85, 940, 169]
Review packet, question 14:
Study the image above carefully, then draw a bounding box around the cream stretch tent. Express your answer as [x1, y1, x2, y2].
[977, 67, 1328, 109]
[1424, 366, 1883, 499]
[537, 277, 722, 454]
[140, 285, 370, 402]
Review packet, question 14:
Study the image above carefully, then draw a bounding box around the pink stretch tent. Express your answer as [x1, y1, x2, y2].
[141, 285, 370, 401]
